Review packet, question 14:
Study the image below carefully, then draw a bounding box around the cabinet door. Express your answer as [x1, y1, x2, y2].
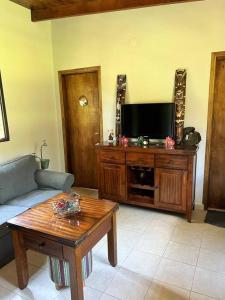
[155, 168, 187, 212]
[99, 163, 126, 201]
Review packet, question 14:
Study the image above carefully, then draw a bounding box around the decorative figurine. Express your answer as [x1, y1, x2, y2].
[143, 136, 149, 146]
[115, 75, 127, 142]
[108, 129, 114, 144]
[137, 136, 144, 146]
[173, 69, 187, 144]
[120, 136, 129, 146]
[165, 137, 175, 149]
[182, 127, 201, 146]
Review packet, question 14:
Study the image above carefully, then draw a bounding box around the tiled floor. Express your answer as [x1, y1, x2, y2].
[0, 188, 225, 299]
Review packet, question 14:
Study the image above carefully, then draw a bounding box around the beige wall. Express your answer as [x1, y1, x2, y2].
[0, 0, 60, 169]
[51, 0, 225, 203]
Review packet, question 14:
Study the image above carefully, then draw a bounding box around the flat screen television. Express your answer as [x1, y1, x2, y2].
[121, 103, 175, 139]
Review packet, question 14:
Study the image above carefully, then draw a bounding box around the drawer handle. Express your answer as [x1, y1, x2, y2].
[38, 242, 46, 249]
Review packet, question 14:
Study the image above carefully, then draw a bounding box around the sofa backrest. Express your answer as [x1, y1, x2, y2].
[0, 155, 38, 204]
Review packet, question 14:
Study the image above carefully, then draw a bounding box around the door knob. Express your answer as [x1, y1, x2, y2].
[94, 133, 100, 135]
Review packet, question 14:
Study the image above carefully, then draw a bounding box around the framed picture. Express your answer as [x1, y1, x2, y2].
[0, 72, 9, 142]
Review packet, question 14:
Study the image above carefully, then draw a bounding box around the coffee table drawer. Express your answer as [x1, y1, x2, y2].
[100, 150, 125, 164]
[23, 233, 63, 258]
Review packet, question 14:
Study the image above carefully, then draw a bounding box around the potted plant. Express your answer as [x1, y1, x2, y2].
[33, 140, 50, 169]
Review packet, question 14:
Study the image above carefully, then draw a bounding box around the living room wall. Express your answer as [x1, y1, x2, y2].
[0, 0, 60, 169]
[51, 0, 225, 203]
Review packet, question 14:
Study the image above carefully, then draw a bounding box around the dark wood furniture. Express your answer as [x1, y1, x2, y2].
[7, 193, 118, 300]
[203, 51, 225, 210]
[97, 143, 197, 221]
[10, 0, 203, 22]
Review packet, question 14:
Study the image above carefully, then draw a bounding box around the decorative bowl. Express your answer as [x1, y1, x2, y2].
[52, 193, 81, 217]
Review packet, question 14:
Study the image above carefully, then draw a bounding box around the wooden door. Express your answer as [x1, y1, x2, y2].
[99, 163, 126, 201]
[204, 52, 225, 209]
[155, 168, 187, 212]
[59, 67, 102, 189]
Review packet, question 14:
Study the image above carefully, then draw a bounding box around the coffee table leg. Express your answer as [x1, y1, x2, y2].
[107, 213, 117, 267]
[63, 246, 84, 300]
[12, 231, 29, 289]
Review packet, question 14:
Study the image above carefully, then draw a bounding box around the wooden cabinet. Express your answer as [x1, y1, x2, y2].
[155, 168, 187, 212]
[97, 144, 197, 221]
[99, 163, 126, 201]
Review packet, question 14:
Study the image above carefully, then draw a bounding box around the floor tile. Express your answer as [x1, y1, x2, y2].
[0, 285, 14, 300]
[197, 248, 225, 274]
[143, 219, 175, 240]
[85, 256, 119, 292]
[54, 286, 102, 300]
[164, 241, 199, 265]
[94, 242, 132, 265]
[92, 236, 107, 253]
[192, 267, 225, 299]
[136, 234, 169, 256]
[1, 188, 223, 300]
[9, 295, 27, 300]
[15, 267, 60, 300]
[0, 261, 37, 293]
[118, 215, 153, 234]
[118, 229, 143, 249]
[27, 250, 48, 269]
[154, 258, 195, 290]
[105, 268, 151, 300]
[171, 226, 202, 248]
[121, 250, 161, 280]
[100, 294, 119, 300]
[144, 280, 190, 300]
[190, 292, 217, 300]
[202, 229, 225, 254]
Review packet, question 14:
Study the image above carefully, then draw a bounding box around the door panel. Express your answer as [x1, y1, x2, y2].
[60, 68, 101, 188]
[207, 56, 225, 209]
[99, 163, 126, 201]
[155, 168, 187, 211]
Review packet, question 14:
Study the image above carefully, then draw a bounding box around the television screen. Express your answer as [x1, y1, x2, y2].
[121, 103, 175, 139]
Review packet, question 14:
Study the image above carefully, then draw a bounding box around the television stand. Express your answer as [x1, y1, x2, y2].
[97, 143, 197, 222]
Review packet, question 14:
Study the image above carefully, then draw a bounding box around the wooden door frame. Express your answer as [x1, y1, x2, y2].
[58, 66, 103, 172]
[203, 51, 225, 209]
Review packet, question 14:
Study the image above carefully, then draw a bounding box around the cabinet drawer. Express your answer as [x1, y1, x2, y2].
[100, 150, 125, 164]
[156, 155, 188, 170]
[126, 152, 154, 166]
[23, 233, 63, 258]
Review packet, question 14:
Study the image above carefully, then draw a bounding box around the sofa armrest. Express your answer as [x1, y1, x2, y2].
[35, 170, 74, 193]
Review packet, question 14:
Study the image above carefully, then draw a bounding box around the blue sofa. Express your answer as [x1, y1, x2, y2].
[0, 155, 74, 268]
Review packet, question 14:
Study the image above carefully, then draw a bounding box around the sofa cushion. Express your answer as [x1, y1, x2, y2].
[0, 155, 38, 204]
[0, 205, 28, 226]
[6, 189, 62, 208]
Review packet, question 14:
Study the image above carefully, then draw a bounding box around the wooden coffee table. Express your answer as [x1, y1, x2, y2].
[7, 193, 119, 300]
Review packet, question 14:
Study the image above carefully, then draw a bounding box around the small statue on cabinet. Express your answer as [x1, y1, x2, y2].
[120, 136, 129, 146]
[182, 127, 201, 146]
[108, 129, 114, 144]
[165, 137, 175, 149]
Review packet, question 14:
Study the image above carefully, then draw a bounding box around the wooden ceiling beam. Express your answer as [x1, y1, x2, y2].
[9, 0, 204, 22]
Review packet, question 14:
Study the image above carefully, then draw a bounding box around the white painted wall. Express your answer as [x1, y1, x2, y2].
[51, 0, 225, 202]
[0, 0, 60, 169]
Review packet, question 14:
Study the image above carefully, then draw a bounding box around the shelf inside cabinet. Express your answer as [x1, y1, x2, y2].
[128, 193, 154, 205]
[129, 183, 158, 191]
